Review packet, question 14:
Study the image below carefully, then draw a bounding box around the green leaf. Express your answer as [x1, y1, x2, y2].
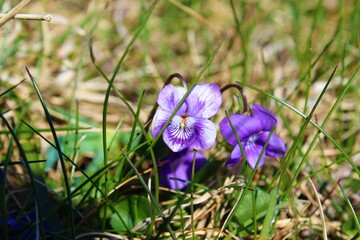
[45, 132, 102, 172]
[342, 212, 360, 237]
[45, 131, 140, 174]
[110, 194, 151, 234]
[260, 187, 278, 238]
[234, 188, 270, 224]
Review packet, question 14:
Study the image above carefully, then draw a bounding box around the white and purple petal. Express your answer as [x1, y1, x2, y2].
[157, 84, 187, 114]
[251, 104, 277, 131]
[185, 84, 222, 118]
[163, 115, 196, 152]
[256, 132, 286, 158]
[219, 114, 263, 146]
[152, 109, 171, 137]
[154, 83, 222, 152]
[191, 117, 217, 150]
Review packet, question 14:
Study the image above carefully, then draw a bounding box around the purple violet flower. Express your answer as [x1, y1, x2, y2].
[219, 104, 286, 169]
[159, 148, 206, 190]
[152, 83, 222, 152]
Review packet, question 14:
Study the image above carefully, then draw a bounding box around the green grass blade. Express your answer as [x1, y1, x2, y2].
[0, 137, 14, 239]
[0, 78, 25, 98]
[69, 100, 80, 184]
[121, 148, 176, 239]
[99, 1, 158, 231]
[247, 81, 360, 178]
[0, 126, 91, 135]
[21, 119, 132, 236]
[338, 180, 360, 235]
[127, 90, 145, 152]
[26, 67, 75, 237]
[101, 0, 159, 162]
[0, 113, 45, 239]
[278, 66, 337, 193]
[287, 68, 359, 195]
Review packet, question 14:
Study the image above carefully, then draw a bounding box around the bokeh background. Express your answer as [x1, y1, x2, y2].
[0, 0, 359, 239]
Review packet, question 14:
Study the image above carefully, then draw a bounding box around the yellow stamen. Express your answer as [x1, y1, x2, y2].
[180, 114, 188, 130]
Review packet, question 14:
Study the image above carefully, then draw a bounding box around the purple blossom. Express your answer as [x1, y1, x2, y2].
[159, 148, 206, 190]
[152, 83, 222, 152]
[219, 104, 286, 169]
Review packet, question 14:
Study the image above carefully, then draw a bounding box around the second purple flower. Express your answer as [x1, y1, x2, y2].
[152, 83, 222, 152]
[219, 104, 286, 169]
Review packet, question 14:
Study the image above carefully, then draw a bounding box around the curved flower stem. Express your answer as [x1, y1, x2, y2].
[220, 83, 248, 113]
[166, 73, 188, 88]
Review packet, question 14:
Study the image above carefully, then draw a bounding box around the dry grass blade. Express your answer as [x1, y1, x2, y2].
[75, 232, 128, 240]
[0, 13, 52, 22]
[0, 0, 32, 27]
[168, 0, 221, 37]
[308, 177, 327, 240]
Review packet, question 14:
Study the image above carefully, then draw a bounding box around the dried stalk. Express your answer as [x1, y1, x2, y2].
[0, 0, 32, 27]
[0, 13, 52, 22]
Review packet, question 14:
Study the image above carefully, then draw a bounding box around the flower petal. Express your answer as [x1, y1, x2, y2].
[157, 84, 187, 114]
[225, 144, 243, 167]
[152, 109, 171, 137]
[192, 117, 217, 150]
[244, 141, 266, 169]
[161, 160, 190, 190]
[256, 132, 286, 158]
[219, 114, 263, 146]
[163, 115, 196, 152]
[160, 149, 206, 190]
[185, 84, 222, 118]
[252, 104, 277, 131]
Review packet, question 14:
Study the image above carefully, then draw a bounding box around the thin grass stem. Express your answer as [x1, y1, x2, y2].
[278, 66, 336, 192]
[120, 148, 176, 239]
[0, 137, 14, 240]
[286, 68, 358, 196]
[338, 180, 360, 234]
[247, 78, 360, 178]
[0, 114, 45, 238]
[26, 67, 74, 237]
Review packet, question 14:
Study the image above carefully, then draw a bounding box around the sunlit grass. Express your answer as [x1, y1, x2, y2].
[0, 0, 359, 239]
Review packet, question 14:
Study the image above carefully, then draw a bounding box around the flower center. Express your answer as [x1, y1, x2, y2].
[180, 114, 188, 130]
[248, 135, 257, 144]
